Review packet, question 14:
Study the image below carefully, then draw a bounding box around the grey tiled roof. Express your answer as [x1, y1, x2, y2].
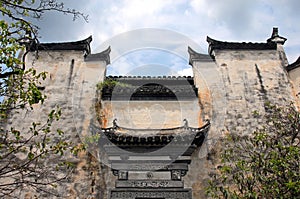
[101, 76, 198, 100]
[207, 36, 277, 57]
[29, 36, 92, 55]
[99, 120, 210, 147]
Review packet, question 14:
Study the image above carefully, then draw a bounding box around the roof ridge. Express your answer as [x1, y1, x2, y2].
[102, 119, 210, 132]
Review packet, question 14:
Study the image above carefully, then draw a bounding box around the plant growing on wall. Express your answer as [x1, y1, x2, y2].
[96, 78, 133, 90]
[0, 0, 87, 197]
[95, 79, 133, 125]
[206, 103, 300, 199]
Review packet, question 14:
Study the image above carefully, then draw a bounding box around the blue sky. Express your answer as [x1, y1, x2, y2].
[108, 49, 189, 76]
[36, 0, 300, 76]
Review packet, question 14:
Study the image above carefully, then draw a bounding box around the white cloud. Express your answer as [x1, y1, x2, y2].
[35, 0, 300, 68]
[177, 68, 193, 76]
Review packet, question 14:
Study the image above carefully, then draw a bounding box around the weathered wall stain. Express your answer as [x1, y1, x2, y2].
[5, 29, 300, 198]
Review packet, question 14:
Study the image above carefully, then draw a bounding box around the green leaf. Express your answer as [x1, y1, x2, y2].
[28, 152, 34, 160]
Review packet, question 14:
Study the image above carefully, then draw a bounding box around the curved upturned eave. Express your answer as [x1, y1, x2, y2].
[286, 56, 300, 72]
[85, 46, 111, 64]
[99, 120, 210, 147]
[187, 46, 213, 66]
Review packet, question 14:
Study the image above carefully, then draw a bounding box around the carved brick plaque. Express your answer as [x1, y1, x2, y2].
[116, 180, 184, 188]
[110, 188, 192, 199]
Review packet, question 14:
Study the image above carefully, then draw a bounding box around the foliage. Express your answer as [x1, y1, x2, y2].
[96, 79, 132, 90]
[0, 107, 85, 196]
[0, 0, 87, 197]
[206, 103, 300, 199]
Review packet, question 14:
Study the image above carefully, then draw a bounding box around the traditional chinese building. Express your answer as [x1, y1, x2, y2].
[5, 28, 300, 198]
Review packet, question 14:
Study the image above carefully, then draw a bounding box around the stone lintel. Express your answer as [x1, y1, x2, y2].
[109, 159, 192, 164]
[103, 144, 198, 156]
[111, 162, 188, 171]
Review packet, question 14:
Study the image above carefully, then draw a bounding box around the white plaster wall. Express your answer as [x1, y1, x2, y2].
[186, 48, 294, 198]
[288, 68, 300, 107]
[6, 50, 109, 198]
[100, 100, 200, 129]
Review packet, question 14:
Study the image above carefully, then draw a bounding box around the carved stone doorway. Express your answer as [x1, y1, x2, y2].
[99, 120, 210, 199]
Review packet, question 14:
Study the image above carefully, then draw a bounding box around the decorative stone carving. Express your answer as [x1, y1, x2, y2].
[146, 172, 153, 179]
[118, 171, 128, 180]
[112, 170, 118, 176]
[171, 170, 182, 181]
[181, 170, 187, 177]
